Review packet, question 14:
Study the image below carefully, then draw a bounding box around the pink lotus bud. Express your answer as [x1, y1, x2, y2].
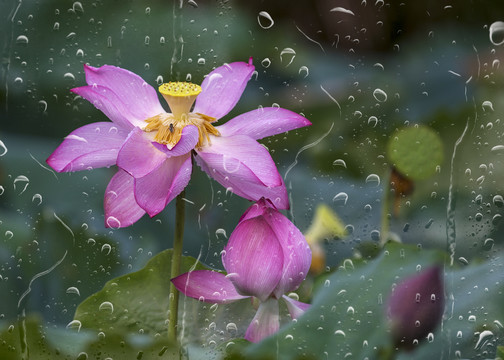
[387, 266, 444, 349]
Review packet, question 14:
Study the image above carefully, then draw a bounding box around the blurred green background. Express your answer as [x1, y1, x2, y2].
[1, 0, 504, 358]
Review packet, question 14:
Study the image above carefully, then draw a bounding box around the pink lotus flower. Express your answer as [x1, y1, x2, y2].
[47, 59, 311, 227]
[171, 198, 312, 342]
[387, 266, 444, 349]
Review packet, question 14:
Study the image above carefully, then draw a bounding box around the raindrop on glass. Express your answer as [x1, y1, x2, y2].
[226, 323, 237, 334]
[491, 145, 504, 153]
[367, 116, 378, 127]
[63, 73, 75, 81]
[298, 66, 309, 78]
[215, 228, 227, 239]
[372, 88, 387, 102]
[257, 11, 274, 29]
[333, 192, 348, 205]
[365, 174, 380, 186]
[0, 140, 7, 156]
[330, 7, 355, 16]
[106, 216, 121, 229]
[280, 48, 296, 66]
[66, 320, 82, 332]
[32, 194, 42, 205]
[99, 302, 114, 314]
[482, 100, 494, 112]
[13, 175, 29, 194]
[489, 21, 504, 46]
[493, 195, 503, 207]
[332, 159, 347, 168]
[16, 35, 29, 45]
[72, 1, 84, 13]
[101, 243, 112, 255]
[66, 287, 80, 296]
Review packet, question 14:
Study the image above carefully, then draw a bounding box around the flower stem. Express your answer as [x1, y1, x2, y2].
[168, 190, 186, 343]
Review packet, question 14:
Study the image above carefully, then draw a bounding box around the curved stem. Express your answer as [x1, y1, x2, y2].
[168, 190, 186, 343]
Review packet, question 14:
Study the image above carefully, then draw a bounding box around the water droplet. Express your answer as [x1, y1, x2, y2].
[106, 216, 121, 229]
[427, 333, 434, 343]
[32, 194, 42, 205]
[66, 320, 82, 332]
[212, 229, 227, 243]
[38, 100, 48, 112]
[197, 58, 206, 65]
[280, 48, 296, 66]
[457, 257, 469, 266]
[16, 35, 29, 45]
[334, 329, 346, 337]
[0, 186, 4, 195]
[491, 145, 504, 153]
[475, 330, 493, 350]
[53, 22, 60, 31]
[493, 195, 503, 207]
[66, 287, 80, 296]
[63, 72, 75, 81]
[330, 7, 355, 15]
[298, 66, 309, 78]
[373, 62, 384, 70]
[333, 192, 348, 205]
[5, 231, 13, 240]
[343, 259, 354, 269]
[144, 36, 150, 46]
[76, 49, 84, 58]
[226, 323, 237, 334]
[76, 352, 88, 360]
[365, 174, 380, 186]
[101, 243, 112, 255]
[99, 301, 114, 313]
[489, 21, 504, 45]
[483, 238, 494, 251]
[324, 279, 331, 287]
[332, 159, 347, 168]
[261, 58, 271, 68]
[257, 11, 274, 29]
[372, 88, 387, 102]
[370, 230, 380, 241]
[13, 175, 29, 194]
[72, 1, 84, 13]
[367, 116, 378, 127]
[145, 6, 151, 15]
[482, 101, 494, 112]
[0, 140, 7, 156]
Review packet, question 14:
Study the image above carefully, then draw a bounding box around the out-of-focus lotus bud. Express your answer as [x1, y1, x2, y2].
[387, 266, 444, 349]
[304, 204, 346, 275]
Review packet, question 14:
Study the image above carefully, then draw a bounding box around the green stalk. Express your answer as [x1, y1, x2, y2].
[168, 190, 186, 343]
